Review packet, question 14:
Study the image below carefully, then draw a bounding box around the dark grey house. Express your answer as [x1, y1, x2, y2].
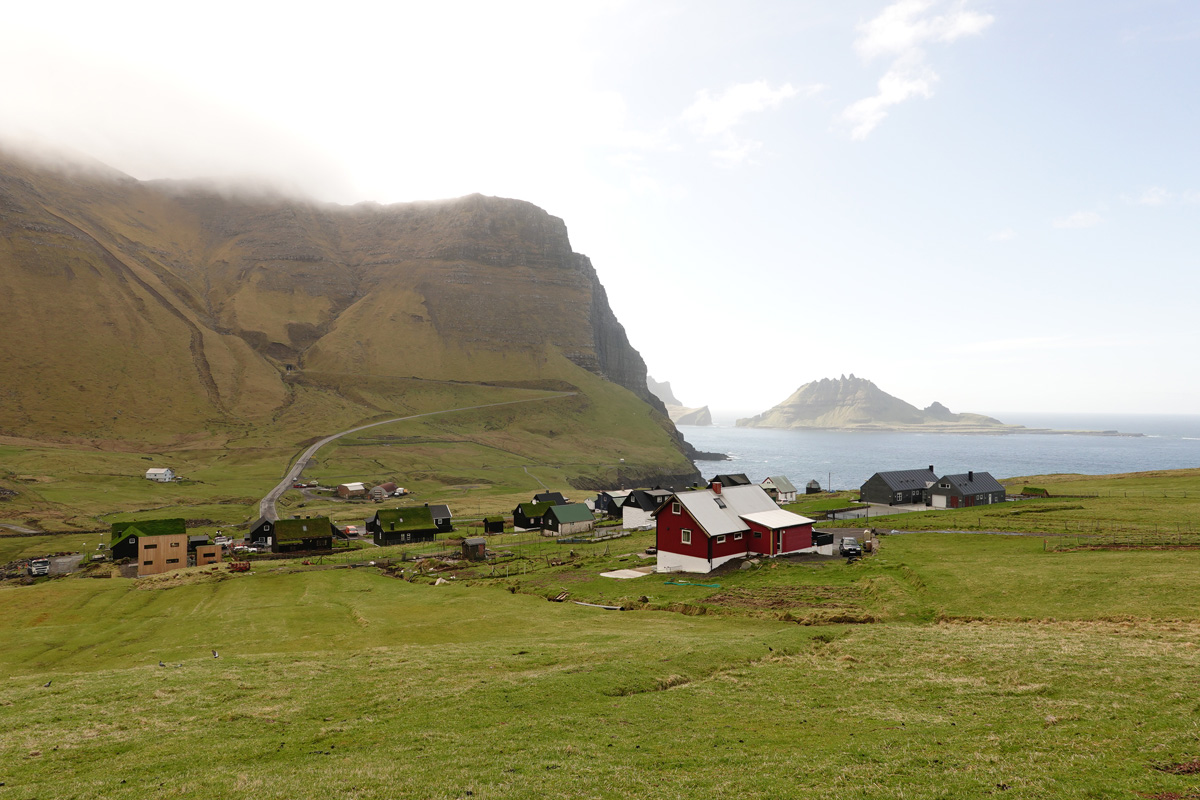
[927, 471, 1006, 508]
[709, 473, 752, 488]
[859, 466, 938, 505]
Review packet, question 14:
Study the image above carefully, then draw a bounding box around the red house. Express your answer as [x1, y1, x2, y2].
[653, 482, 815, 573]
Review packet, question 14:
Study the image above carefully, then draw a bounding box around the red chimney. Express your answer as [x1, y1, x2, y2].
[712, 481, 722, 494]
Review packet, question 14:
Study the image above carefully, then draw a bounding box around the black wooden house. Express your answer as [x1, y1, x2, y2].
[859, 466, 938, 505]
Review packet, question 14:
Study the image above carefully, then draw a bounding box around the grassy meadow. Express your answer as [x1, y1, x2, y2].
[5, 529, 1200, 798]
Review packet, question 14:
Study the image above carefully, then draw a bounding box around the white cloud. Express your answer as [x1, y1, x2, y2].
[683, 81, 803, 137]
[1134, 186, 1172, 206]
[682, 80, 817, 165]
[1053, 211, 1102, 229]
[945, 335, 1118, 355]
[989, 228, 1016, 241]
[841, 0, 994, 140]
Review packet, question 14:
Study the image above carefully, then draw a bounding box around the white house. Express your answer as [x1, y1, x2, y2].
[144, 467, 175, 482]
[760, 475, 798, 505]
[621, 488, 672, 530]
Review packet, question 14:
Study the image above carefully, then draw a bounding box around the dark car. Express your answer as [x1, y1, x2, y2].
[839, 537, 862, 558]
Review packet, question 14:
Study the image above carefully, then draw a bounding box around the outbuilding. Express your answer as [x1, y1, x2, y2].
[144, 467, 175, 482]
[462, 537, 487, 560]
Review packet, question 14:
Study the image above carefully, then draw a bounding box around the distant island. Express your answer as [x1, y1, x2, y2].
[737, 375, 1141, 436]
[647, 376, 712, 427]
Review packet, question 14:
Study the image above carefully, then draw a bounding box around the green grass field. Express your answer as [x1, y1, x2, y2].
[5, 525, 1200, 799]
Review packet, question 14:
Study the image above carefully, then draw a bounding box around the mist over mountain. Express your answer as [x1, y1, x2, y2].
[0, 148, 699, 482]
[647, 376, 712, 427]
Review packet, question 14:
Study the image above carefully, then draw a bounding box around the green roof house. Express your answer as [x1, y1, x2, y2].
[110, 518, 187, 561]
[368, 506, 442, 547]
[544, 503, 595, 536]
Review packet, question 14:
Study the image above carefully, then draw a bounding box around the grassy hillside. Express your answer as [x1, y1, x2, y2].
[0, 152, 695, 493]
[4, 530, 1200, 798]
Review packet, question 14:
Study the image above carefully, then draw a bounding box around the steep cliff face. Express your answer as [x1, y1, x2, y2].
[738, 375, 1010, 432]
[0, 150, 698, 482]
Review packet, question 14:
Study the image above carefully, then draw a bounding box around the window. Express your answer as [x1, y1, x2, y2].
[143, 560, 153, 566]
[734, 532, 743, 540]
[754, 530, 762, 539]
[681, 529, 691, 545]
[894, 493, 903, 502]
[672, 502, 681, 515]
[170, 541, 180, 547]
[166, 558, 179, 564]
[716, 535, 726, 544]
[144, 544, 157, 550]
[940, 482, 950, 489]
[714, 497, 726, 509]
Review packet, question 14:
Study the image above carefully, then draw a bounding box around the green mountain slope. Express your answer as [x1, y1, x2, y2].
[0, 149, 697, 486]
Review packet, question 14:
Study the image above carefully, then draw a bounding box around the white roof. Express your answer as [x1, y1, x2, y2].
[340, 482, 366, 491]
[675, 484, 780, 537]
[740, 509, 815, 530]
[145, 468, 172, 475]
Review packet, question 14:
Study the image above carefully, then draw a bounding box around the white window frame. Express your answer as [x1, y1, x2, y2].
[672, 502, 681, 515]
[716, 535, 726, 544]
[681, 529, 691, 545]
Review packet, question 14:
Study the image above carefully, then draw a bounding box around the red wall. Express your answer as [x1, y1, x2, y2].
[656, 502, 711, 561]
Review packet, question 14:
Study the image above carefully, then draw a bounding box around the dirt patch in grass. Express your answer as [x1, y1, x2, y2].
[1153, 760, 1200, 775]
[704, 586, 862, 611]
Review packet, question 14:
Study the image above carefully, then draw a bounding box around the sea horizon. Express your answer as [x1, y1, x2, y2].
[681, 412, 1200, 492]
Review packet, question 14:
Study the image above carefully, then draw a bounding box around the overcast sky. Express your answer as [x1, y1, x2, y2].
[3, 1, 1198, 417]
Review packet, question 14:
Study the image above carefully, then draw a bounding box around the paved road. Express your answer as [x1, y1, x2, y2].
[258, 393, 575, 522]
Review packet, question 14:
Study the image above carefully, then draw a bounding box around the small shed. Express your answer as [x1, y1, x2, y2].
[806, 479, 822, 495]
[462, 537, 487, 561]
[337, 482, 368, 498]
[483, 516, 505, 534]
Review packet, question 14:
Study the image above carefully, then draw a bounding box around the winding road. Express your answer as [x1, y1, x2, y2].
[257, 392, 575, 522]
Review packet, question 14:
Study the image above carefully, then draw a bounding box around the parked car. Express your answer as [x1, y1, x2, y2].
[343, 525, 359, 537]
[839, 537, 862, 558]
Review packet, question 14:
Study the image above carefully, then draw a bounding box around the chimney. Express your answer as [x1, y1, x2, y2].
[968, 471, 974, 482]
[712, 481, 722, 495]
[929, 465, 934, 472]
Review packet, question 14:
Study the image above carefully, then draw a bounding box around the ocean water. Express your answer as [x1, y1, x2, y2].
[682, 414, 1200, 492]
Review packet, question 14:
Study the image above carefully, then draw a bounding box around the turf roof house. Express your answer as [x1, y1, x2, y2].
[543, 503, 595, 536]
[927, 471, 1006, 508]
[859, 466, 938, 506]
[513, 501, 553, 531]
[653, 482, 816, 574]
[248, 517, 338, 553]
[110, 518, 189, 577]
[368, 505, 452, 546]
